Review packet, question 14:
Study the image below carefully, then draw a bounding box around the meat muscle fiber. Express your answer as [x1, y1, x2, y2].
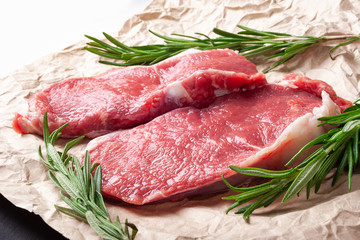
[13, 49, 265, 138]
[86, 74, 352, 205]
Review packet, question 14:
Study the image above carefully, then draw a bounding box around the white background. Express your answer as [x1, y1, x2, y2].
[0, 0, 152, 78]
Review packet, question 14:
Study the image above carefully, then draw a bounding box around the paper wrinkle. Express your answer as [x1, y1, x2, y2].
[1, 0, 360, 239]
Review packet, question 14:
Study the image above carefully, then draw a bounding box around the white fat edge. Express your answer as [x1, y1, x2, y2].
[273, 78, 299, 89]
[210, 69, 231, 97]
[206, 69, 261, 91]
[236, 91, 341, 170]
[165, 81, 193, 105]
[167, 67, 261, 100]
[165, 69, 223, 102]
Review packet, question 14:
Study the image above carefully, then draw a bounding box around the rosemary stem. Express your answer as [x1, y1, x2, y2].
[84, 25, 360, 72]
[321, 34, 360, 41]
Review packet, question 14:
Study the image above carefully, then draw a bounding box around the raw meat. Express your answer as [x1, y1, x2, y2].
[86, 74, 352, 205]
[13, 49, 265, 138]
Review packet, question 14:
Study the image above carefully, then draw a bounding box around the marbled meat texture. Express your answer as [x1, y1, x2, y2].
[86, 74, 352, 205]
[13, 49, 265, 138]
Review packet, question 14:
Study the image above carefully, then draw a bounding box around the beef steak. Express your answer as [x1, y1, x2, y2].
[86, 74, 352, 205]
[13, 49, 265, 138]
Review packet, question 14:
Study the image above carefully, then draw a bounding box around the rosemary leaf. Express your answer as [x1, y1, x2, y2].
[229, 166, 296, 178]
[313, 144, 345, 193]
[84, 35, 127, 55]
[103, 32, 149, 54]
[347, 142, 354, 190]
[222, 174, 277, 192]
[329, 36, 360, 60]
[48, 171, 65, 192]
[83, 151, 91, 188]
[59, 191, 87, 216]
[73, 156, 87, 195]
[38, 113, 137, 240]
[89, 174, 96, 204]
[46, 144, 68, 175]
[332, 146, 350, 187]
[38, 146, 56, 171]
[282, 152, 326, 203]
[84, 47, 126, 60]
[94, 165, 102, 194]
[353, 128, 359, 166]
[55, 205, 87, 222]
[61, 136, 84, 161]
[86, 211, 120, 240]
[49, 124, 67, 145]
[225, 201, 243, 214]
[222, 186, 268, 201]
[56, 171, 80, 200]
[242, 184, 285, 220]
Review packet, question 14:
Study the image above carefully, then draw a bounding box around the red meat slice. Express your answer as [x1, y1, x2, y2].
[13, 49, 265, 138]
[86, 74, 352, 205]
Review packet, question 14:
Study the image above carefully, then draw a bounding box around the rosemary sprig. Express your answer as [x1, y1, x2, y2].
[222, 100, 360, 220]
[83, 25, 360, 73]
[38, 113, 137, 240]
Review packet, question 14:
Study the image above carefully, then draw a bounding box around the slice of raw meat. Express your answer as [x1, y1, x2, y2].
[13, 49, 265, 138]
[86, 74, 352, 205]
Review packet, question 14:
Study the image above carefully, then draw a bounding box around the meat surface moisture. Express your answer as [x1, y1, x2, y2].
[13, 49, 265, 138]
[87, 74, 351, 205]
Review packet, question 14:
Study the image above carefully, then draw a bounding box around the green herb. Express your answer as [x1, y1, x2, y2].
[83, 25, 360, 73]
[222, 100, 360, 220]
[38, 113, 137, 240]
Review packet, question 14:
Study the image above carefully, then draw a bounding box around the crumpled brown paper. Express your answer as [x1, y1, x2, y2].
[1, 0, 360, 239]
